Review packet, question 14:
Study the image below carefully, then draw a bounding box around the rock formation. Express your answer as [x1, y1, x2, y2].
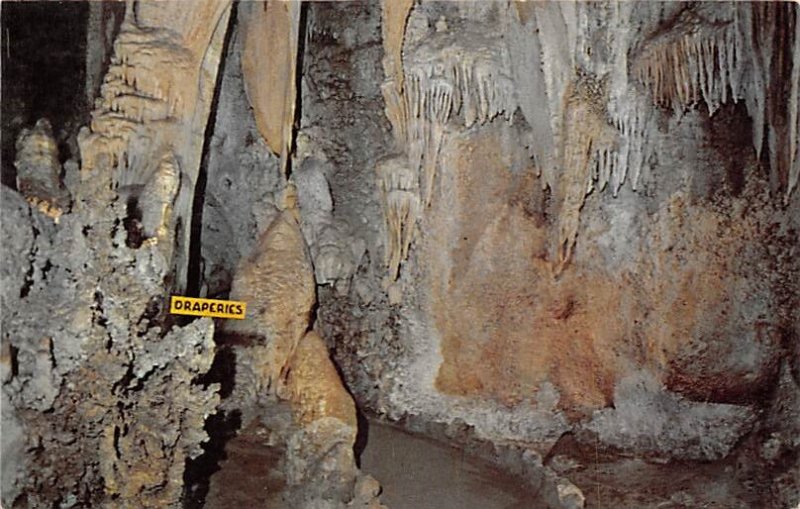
[2, 1, 799, 508]
[14, 119, 71, 221]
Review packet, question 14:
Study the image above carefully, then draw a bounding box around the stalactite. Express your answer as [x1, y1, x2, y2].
[633, 5, 744, 116]
[634, 2, 799, 200]
[240, 0, 301, 176]
[81, 25, 193, 182]
[533, 3, 576, 192]
[403, 27, 515, 206]
[78, 0, 231, 292]
[604, 97, 652, 195]
[381, 79, 409, 149]
[378, 20, 516, 280]
[555, 72, 617, 274]
[789, 8, 800, 200]
[507, 3, 556, 180]
[381, 0, 414, 98]
[376, 156, 420, 281]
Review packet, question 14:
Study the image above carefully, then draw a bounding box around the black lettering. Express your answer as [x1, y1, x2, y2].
[235, 305, 243, 315]
[201, 302, 209, 312]
[192, 302, 200, 312]
[174, 299, 183, 310]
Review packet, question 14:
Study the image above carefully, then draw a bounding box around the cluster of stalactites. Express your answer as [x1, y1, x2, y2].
[592, 97, 652, 197]
[376, 156, 420, 281]
[403, 29, 515, 206]
[633, 2, 800, 200]
[633, 6, 745, 117]
[80, 24, 191, 188]
[378, 21, 516, 280]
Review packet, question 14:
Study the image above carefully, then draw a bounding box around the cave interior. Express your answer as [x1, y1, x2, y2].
[1, 1, 799, 508]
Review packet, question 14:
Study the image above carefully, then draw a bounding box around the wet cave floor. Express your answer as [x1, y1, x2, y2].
[360, 422, 537, 509]
[191, 411, 762, 509]
[196, 415, 541, 509]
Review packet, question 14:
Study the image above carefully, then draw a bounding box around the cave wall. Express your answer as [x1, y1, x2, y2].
[305, 2, 800, 506]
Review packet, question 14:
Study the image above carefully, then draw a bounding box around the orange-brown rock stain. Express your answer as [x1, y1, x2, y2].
[429, 128, 629, 416]
[427, 127, 785, 418]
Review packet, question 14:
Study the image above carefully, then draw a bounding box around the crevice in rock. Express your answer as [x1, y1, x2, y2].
[186, 2, 239, 299]
[285, 1, 310, 181]
[123, 196, 144, 249]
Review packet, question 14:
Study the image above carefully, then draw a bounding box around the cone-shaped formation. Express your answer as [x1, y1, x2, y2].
[139, 150, 180, 242]
[14, 119, 70, 220]
[224, 207, 316, 398]
[556, 72, 618, 273]
[240, 0, 301, 175]
[286, 330, 357, 429]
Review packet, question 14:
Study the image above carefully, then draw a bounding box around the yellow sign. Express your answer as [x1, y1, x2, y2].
[169, 296, 247, 320]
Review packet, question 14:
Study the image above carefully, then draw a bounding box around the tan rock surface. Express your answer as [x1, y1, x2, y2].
[79, 0, 232, 289]
[286, 330, 358, 429]
[224, 207, 316, 394]
[240, 0, 301, 173]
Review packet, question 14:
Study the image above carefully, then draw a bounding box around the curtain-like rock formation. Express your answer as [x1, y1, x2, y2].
[239, 0, 301, 175]
[78, 0, 232, 290]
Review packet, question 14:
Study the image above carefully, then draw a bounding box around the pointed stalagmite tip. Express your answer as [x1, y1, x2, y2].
[281, 182, 299, 212]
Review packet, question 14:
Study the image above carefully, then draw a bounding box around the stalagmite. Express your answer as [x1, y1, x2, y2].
[219, 188, 368, 505]
[14, 119, 71, 221]
[282, 330, 363, 505]
[222, 191, 316, 399]
[240, 0, 301, 176]
[286, 330, 357, 429]
[139, 150, 181, 243]
[4, 2, 800, 507]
